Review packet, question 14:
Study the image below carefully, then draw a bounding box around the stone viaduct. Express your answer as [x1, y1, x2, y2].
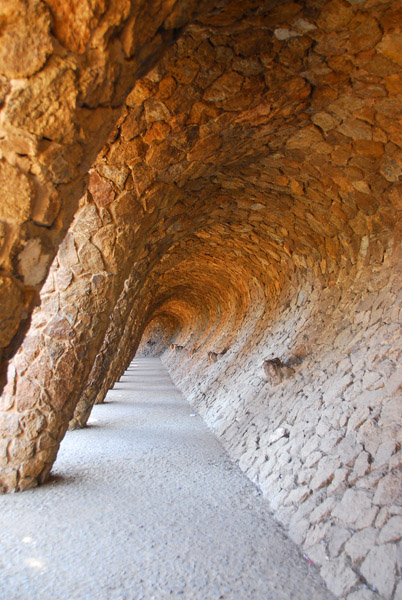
[0, 0, 401, 598]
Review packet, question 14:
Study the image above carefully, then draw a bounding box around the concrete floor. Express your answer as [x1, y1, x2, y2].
[0, 358, 334, 600]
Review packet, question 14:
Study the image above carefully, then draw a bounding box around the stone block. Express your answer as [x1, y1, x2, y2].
[327, 526, 352, 559]
[0, 413, 21, 438]
[378, 516, 402, 544]
[322, 374, 353, 406]
[338, 119, 372, 142]
[18, 476, 39, 492]
[288, 516, 309, 545]
[78, 241, 104, 273]
[304, 451, 322, 469]
[332, 489, 374, 527]
[284, 485, 311, 506]
[297, 468, 313, 486]
[350, 451, 371, 481]
[0, 276, 24, 348]
[344, 528, 378, 564]
[335, 432, 362, 466]
[303, 542, 329, 567]
[19, 411, 47, 441]
[187, 134, 222, 163]
[6, 57, 77, 144]
[375, 507, 389, 529]
[380, 397, 402, 426]
[55, 268, 73, 292]
[309, 497, 337, 525]
[374, 441, 400, 468]
[43, 315, 74, 340]
[0, 467, 17, 493]
[327, 467, 350, 496]
[319, 430, 343, 454]
[360, 544, 397, 599]
[304, 521, 332, 549]
[378, 34, 402, 66]
[0, 161, 34, 224]
[0, 438, 8, 467]
[347, 407, 370, 432]
[374, 471, 402, 506]
[8, 437, 35, 461]
[310, 457, 339, 491]
[320, 555, 360, 597]
[58, 232, 79, 268]
[203, 72, 243, 103]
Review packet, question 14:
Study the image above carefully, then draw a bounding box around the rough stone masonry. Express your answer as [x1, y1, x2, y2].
[0, 1, 401, 599]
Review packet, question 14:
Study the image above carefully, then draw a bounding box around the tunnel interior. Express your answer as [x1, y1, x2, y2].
[0, 1, 401, 598]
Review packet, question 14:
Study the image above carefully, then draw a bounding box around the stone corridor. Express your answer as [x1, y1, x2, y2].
[0, 358, 334, 600]
[0, 0, 401, 598]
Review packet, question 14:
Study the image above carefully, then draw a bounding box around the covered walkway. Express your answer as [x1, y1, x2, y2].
[0, 358, 333, 600]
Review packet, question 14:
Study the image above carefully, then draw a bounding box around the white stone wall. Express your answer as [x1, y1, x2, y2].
[165, 246, 402, 600]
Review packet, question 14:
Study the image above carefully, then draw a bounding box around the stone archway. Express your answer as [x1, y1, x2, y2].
[0, 1, 401, 597]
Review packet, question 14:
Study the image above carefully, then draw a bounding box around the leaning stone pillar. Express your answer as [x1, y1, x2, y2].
[0, 188, 135, 491]
[0, 177, 185, 492]
[69, 276, 137, 429]
[69, 269, 152, 429]
[0, 0, 212, 390]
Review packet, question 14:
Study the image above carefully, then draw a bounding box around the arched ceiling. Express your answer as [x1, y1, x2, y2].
[89, 0, 400, 357]
[95, 0, 399, 310]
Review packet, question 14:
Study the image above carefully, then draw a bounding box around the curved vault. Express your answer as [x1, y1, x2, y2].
[0, 1, 401, 598]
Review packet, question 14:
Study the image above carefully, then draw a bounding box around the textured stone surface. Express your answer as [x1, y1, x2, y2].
[360, 544, 397, 599]
[0, 1, 401, 598]
[0, 0, 214, 382]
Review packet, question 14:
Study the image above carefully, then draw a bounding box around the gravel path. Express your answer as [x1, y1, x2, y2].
[0, 358, 334, 600]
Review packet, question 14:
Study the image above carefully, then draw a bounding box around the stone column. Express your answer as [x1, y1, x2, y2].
[69, 275, 141, 429]
[69, 255, 167, 429]
[0, 192, 129, 490]
[0, 0, 212, 389]
[0, 175, 187, 491]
